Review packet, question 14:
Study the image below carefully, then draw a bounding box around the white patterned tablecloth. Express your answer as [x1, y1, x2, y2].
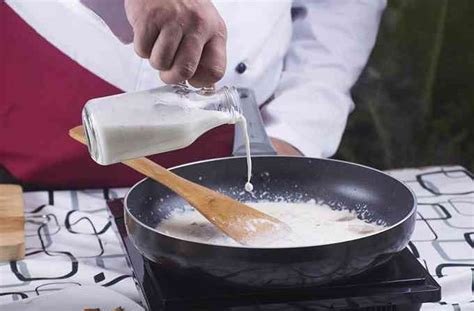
[0, 165, 473, 310]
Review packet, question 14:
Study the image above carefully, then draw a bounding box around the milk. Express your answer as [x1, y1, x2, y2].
[82, 86, 253, 189]
[157, 201, 385, 247]
[85, 100, 233, 165]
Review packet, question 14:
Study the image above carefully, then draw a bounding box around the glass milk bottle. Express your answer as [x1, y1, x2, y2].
[82, 84, 242, 166]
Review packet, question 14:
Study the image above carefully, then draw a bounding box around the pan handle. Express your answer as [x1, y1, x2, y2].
[232, 88, 277, 156]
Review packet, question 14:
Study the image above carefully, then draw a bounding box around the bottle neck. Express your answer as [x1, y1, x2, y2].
[215, 86, 242, 123]
[170, 83, 242, 123]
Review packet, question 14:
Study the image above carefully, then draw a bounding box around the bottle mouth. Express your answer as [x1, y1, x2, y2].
[222, 86, 243, 121]
[82, 106, 100, 164]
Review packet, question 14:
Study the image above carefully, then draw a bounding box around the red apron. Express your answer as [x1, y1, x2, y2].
[1, 4, 234, 188]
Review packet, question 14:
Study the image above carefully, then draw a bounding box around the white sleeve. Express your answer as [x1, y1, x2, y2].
[262, 0, 386, 157]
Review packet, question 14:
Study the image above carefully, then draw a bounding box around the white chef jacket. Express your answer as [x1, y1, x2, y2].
[5, 0, 386, 157]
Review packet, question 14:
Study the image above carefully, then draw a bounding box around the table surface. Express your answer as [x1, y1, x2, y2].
[0, 165, 473, 310]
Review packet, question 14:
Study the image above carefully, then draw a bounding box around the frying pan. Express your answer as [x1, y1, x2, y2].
[124, 88, 416, 287]
[124, 156, 416, 288]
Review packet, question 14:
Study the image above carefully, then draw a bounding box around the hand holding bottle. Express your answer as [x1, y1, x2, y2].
[125, 0, 227, 87]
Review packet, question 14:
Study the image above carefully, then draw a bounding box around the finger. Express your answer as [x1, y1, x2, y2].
[188, 35, 226, 88]
[149, 25, 183, 71]
[160, 34, 205, 84]
[133, 19, 159, 58]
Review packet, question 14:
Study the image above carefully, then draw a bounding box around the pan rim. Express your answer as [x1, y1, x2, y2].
[124, 156, 417, 250]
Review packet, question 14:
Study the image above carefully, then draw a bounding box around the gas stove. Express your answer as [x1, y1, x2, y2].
[107, 199, 440, 311]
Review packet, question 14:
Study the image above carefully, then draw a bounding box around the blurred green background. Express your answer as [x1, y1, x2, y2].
[335, 0, 474, 171]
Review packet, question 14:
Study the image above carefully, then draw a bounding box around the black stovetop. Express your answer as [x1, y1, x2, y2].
[107, 199, 440, 311]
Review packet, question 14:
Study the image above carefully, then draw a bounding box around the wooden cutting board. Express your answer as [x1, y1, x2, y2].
[0, 185, 25, 261]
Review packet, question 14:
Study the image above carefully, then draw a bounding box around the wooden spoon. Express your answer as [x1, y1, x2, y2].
[69, 126, 290, 246]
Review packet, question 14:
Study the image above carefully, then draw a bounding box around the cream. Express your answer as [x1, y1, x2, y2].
[156, 201, 385, 247]
[90, 103, 232, 165]
[239, 116, 254, 192]
[83, 87, 254, 190]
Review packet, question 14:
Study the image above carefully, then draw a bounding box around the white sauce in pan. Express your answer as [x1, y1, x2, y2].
[156, 201, 385, 247]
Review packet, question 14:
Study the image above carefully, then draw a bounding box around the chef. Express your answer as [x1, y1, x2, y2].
[1, 0, 386, 188]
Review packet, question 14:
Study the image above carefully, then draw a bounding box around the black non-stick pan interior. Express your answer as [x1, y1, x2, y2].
[128, 156, 415, 235]
[125, 156, 416, 287]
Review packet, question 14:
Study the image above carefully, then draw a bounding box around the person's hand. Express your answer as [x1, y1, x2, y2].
[124, 0, 227, 87]
[270, 137, 302, 156]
